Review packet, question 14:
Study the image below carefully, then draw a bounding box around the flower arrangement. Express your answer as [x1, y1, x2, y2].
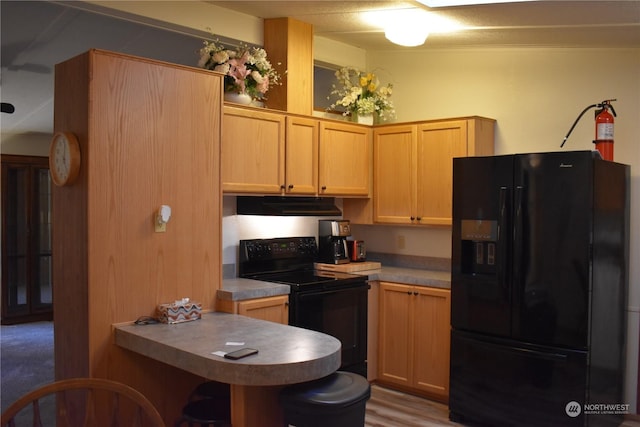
[328, 67, 395, 122]
[198, 37, 282, 100]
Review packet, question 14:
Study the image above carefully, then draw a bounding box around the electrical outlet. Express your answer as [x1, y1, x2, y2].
[397, 235, 405, 249]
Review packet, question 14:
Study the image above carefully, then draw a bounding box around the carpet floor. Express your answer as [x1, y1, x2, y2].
[1, 321, 55, 423]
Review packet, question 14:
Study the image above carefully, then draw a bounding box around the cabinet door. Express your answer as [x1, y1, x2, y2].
[222, 106, 285, 193]
[417, 120, 468, 225]
[318, 121, 370, 196]
[285, 116, 318, 195]
[378, 282, 413, 386]
[237, 295, 289, 324]
[373, 125, 416, 224]
[412, 287, 451, 398]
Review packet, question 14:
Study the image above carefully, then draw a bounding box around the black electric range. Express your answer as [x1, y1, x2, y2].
[238, 237, 369, 377]
[238, 237, 365, 291]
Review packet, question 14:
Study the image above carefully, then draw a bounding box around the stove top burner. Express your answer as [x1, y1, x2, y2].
[251, 269, 364, 288]
[239, 237, 368, 291]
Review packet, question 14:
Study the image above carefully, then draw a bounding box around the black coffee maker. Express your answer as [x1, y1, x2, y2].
[318, 220, 351, 264]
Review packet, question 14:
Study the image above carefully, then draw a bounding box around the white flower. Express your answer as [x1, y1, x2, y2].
[328, 67, 395, 121]
[214, 63, 230, 74]
[212, 50, 229, 64]
[251, 70, 264, 84]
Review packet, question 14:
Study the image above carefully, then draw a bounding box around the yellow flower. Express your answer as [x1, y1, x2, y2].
[359, 76, 368, 87]
[368, 82, 377, 92]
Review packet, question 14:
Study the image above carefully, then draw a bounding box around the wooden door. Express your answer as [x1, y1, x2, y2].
[318, 121, 370, 196]
[373, 125, 416, 224]
[285, 116, 318, 194]
[412, 287, 451, 400]
[417, 120, 468, 225]
[222, 106, 286, 193]
[378, 282, 413, 386]
[1, 155, 53, 324]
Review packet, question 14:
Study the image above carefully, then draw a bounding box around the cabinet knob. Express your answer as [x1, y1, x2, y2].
[321, 186, 327, 191]
[407, 291, 412, 295]
[413, 291, 419, 296]
[288, 184, 294, 190]
[410, 216, 415, 221]
[280, 185, 286, 190]
[416, 217, 422, 221]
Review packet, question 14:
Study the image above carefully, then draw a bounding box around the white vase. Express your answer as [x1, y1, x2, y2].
[355, 113, 374, 125]
[224, 92, 253, 105]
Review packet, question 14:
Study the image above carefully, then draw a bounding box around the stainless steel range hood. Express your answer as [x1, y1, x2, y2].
[236, 196, 342, 216]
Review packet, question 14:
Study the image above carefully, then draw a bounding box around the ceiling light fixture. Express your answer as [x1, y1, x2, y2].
[418, 0, 536, 7]
[364, 9, 462, 47]
[385, 25, 429, 47]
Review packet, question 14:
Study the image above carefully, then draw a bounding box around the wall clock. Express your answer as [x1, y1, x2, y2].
[49, 131, 81, 186]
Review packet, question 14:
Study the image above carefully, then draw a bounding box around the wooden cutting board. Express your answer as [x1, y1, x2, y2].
[314, 261, 382, 273]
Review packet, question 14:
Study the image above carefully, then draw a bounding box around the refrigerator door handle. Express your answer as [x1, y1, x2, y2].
[498, 186, 511, 290]
[503, 344, 569, 362]
[513, 185, 524, 288]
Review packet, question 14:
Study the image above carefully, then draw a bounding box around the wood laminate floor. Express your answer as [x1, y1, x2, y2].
[365, 385, 640, 427]
[366, 385, 457, 426]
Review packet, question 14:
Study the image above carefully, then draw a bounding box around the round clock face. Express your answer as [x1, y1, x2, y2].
[49, 132, 81, 186]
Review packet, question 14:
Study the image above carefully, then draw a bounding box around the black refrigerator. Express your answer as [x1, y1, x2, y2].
[450, 151, 630, 427]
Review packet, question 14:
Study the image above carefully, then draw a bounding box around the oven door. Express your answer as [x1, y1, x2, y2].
[290, 282, 369, 377]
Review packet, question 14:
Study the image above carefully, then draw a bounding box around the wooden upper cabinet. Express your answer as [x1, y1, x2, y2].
[373, 125, 416, 224]
[221, 107, 372, 197]
[318, 121, 371, 197]
[370, 117, 494, 226]
[416, 120, 469, 225]
[285, 116, 318, 194]
[221, 106, 285, 194]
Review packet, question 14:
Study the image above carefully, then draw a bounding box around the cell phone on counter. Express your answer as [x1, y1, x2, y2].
[224, 348, 259, 360]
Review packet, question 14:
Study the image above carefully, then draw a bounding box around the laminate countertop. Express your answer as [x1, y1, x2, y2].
[218, 266, 450, 302]
[114, 311, 341, 386]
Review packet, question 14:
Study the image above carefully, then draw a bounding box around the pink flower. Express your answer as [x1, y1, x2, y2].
[228, 54, 251, 93]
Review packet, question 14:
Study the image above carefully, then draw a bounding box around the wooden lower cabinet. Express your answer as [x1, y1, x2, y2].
[378, 281, 451, 402]
[217, 295, 289, 324]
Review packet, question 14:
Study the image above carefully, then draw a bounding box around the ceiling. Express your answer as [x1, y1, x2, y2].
[210, 1, 640, 50]
[1, 0, 639, 140]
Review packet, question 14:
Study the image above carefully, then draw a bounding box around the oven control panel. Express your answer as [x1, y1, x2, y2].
[240, 237, 318, 262]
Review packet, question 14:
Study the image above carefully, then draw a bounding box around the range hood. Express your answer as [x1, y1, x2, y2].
[236, 196, 342, 216]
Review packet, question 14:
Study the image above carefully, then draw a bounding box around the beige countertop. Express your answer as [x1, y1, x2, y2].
[114, 311, 340, 386]
[218, 266, 450, 302]
[358, 266, 451, 289]
[217, 278, 290, 301]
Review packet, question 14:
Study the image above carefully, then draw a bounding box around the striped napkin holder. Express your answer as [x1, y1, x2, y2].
[157, 298, 201, 324]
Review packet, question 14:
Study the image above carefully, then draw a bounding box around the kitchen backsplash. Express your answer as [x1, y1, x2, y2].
[366, 252, 451, 272]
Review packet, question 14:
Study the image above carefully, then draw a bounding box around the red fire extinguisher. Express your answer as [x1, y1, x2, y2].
[561, 99, 617, 161]
[594, 100, 616, 161]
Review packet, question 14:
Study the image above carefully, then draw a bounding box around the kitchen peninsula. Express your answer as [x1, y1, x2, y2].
[115, 312, 341, 427]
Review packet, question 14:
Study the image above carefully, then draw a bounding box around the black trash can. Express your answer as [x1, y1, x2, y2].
[279, 371, 371, 427]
